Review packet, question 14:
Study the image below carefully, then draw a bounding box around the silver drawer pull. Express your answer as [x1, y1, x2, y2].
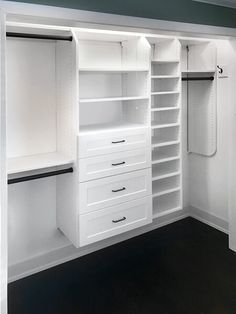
[112, 161, 125, 166]
[111, 140, 125, 144]
[112, 217, 126, 223]
[112, 187, 126, 193]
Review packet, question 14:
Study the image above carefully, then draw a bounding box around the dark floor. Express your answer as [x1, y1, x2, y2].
[8, 217, 236, 314]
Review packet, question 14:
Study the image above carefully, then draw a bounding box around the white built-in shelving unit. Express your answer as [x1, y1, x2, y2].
[147, 37, 183, 219]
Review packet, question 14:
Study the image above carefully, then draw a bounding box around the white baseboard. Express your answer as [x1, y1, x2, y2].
[8, 209, 188, 283]
[8, 206, 229, 282]
[189, 206, 229, 234]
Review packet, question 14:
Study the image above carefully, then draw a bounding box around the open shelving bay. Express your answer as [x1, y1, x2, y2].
[147, 37, 183, 219]
[77, 31, 151, 135]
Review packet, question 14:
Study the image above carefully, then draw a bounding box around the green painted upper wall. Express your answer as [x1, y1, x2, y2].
[8, 0, 236, 28]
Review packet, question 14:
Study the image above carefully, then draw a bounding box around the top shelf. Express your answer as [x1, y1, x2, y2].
[79, 67, 149, 73]
[152, 60, 179, 64]
[7, 152, 74, 175]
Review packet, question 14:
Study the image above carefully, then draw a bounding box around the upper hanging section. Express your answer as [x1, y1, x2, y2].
[6, 24, 77, 175]
[181, 39, 217, 157]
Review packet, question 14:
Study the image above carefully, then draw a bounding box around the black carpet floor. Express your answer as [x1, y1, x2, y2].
[8, 217, 236, 314]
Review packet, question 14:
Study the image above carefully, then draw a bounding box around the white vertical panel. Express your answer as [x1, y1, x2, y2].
[0, 6, 7, 314]
[228, 39, 236, 251]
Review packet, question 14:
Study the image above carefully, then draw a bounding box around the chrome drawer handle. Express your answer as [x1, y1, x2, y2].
[112, 187, 126, 193]
[111, 140, 125, 144]
[112, 161, 125, 166]
[112, 217, 126, 223]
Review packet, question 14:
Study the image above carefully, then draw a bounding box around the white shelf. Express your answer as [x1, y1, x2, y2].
[181, 69, 215, 74]
[152, 171, 180, 181]
[151, 107, 180, 112]
[80, 121, 147, 135]
[153, 187, 181, 198]
[152, 140, 180, 148]
[152, 60, 179, 64]
[151, 75, 180, 79]
[79, 95, 149, 103]
[8, 152, 73, 175]
[151, 91, 180, 96]
[79, 67, 149, 73]
[151, 123, 180, 129]
[153, 207, 182, 219]
[152, 156, 180, 165]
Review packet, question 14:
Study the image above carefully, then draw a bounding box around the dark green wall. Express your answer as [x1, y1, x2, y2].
[8, 0, 236, 28]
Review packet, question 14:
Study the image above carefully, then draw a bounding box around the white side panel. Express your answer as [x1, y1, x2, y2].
[56, 39, 77, 160]
[0, 8, 7, 314]
[56, 31, 79, 248]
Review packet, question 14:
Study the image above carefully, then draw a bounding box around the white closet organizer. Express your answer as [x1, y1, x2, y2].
[6, 24, 218, 250]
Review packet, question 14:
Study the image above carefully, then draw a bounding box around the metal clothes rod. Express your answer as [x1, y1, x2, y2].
[182, 76, 214, 81]
[6, 32, 73, 41]
[8, 167, 73, 185]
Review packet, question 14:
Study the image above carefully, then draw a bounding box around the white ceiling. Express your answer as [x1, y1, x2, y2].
[193, 0, 236, 8]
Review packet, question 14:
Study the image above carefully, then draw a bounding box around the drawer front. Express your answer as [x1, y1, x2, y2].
[79, 196, 152, 246]
[79, 127, 150, 158]
[79, 149, 151, 182]
[79, 168, 152, 214]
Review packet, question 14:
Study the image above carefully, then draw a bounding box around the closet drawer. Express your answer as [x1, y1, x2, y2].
[79, 168, 152, 214]
[79, 196, 152, 246]
[79, 149, 151, 182]
[79, 127, 150, 158]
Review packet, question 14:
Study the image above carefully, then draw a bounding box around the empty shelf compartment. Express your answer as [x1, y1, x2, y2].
[152, 127, 180, 146]
[151, 110, 180, 125]
[152, 159, 180, 179]
[152, 144, 180, 163]
[152, 175, 180, 196]
[151, 93, 180, 109]
[151, 77, 180, 93]
[79, 71, 148, 100]
[151, 62, 180, 76]
[79, 98, 149, 132]
[153, 190, 181, 217]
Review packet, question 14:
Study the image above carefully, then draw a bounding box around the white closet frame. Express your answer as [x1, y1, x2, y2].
[2, 4, 236, 311]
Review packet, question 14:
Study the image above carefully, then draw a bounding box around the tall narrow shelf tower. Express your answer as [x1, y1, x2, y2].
[147, 37, 183, 218]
